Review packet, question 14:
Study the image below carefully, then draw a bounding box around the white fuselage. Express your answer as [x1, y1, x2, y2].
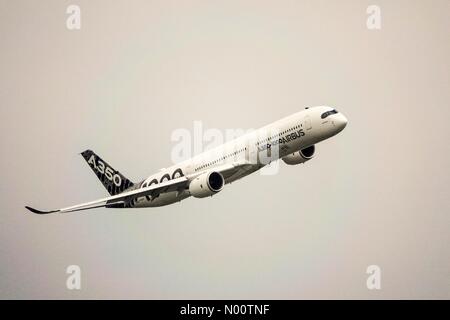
[132, 106, 347, 207]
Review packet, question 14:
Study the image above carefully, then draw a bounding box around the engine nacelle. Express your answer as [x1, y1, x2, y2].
[189, 171, 225, 198]
[282, 145, 315, 165]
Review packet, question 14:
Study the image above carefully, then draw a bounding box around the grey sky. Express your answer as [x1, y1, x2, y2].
[0, 0, 449, 299]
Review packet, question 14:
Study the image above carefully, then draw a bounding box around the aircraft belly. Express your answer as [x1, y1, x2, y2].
[132, 191, 190, 208]
[225, 165, 260, 184]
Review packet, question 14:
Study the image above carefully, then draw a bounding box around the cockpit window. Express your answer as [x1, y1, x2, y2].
[321, 109, 338, 119]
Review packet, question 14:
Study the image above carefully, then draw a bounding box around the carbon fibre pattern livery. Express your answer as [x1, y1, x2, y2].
[81, 150, 134, 196]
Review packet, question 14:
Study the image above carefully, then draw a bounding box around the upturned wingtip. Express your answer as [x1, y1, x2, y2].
[25, 206, 59, 214]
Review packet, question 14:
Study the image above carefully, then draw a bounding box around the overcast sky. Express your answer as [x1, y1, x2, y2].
[0, 0, 449, 299]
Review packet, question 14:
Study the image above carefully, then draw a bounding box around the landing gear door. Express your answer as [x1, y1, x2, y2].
[304, 115, 312, 130]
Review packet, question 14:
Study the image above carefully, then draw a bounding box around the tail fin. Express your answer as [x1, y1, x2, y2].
[81, 150, 134, 195]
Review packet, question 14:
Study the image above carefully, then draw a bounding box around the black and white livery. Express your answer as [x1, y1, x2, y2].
[25, 106, 347, 214]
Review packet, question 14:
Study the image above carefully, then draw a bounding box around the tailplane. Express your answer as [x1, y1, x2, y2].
[81, 150, 134, 195]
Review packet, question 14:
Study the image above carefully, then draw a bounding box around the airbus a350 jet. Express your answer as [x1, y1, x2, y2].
[26, 106, 347, 214]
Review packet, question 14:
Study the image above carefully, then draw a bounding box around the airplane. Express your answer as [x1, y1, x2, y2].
[25, 106, 347, 214]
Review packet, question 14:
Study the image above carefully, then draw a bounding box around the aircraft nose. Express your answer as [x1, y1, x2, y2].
[334, 114, 348, 131]
[340, 114, 348, 128]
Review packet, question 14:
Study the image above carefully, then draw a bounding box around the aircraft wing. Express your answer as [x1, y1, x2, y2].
[25, 161, 258, 214]
[25, 176, 189, 214]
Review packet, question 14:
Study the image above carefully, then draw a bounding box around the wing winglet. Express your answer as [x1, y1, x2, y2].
[25, 206, 60, 215]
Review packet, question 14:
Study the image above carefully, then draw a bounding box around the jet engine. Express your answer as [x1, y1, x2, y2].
[282, 145, 315, 165]
[189, 171, 225, 198]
